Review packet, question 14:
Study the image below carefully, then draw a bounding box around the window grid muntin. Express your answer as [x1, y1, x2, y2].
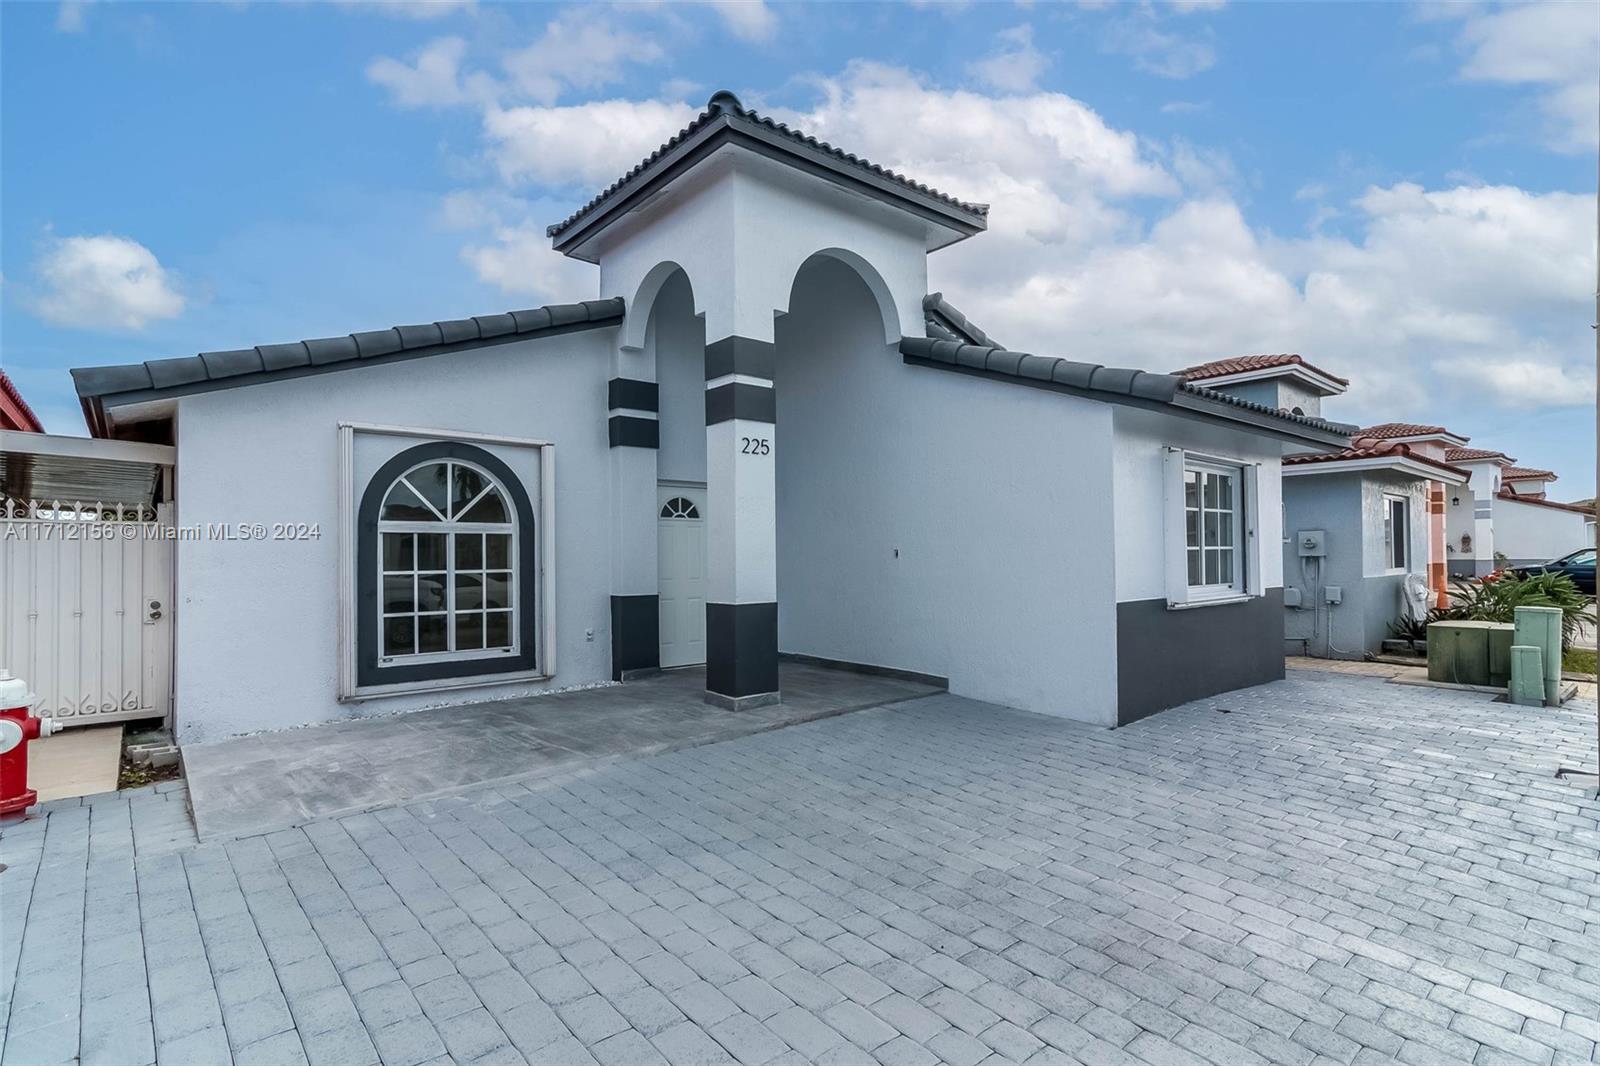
[1184, 461, 1243, 595]
[660, 496, 700, 519]
[378, 459, 518, 665]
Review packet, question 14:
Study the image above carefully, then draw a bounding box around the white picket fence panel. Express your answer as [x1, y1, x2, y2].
[1, 498, 173, 725]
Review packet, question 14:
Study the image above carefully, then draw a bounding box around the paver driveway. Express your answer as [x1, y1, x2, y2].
[2, 670, 1598, 1066]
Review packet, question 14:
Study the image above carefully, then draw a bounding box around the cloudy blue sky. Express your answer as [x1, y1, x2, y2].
[3, 1, 1596, 494]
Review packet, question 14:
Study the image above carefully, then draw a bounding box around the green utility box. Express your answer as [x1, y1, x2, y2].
[1427, 621, 1515, 686]
[1513, 606, 1563, 705]
[1509, 645, 1546, 706]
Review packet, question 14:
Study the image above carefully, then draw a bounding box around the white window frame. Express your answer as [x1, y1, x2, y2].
[337, 423, 556, 702]
[1164, 448, 1262, 610]
[376, 458, 519, 668]
[1185, 459, 1245, 601]
[1383, 493, 1410, 573]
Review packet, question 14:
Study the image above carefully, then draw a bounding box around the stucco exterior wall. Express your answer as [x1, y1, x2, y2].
[1282, 471, 1425, 658]
[1110, 407, 1287, 717]
[1110, 407, 1285, 604]
[172, 329, 617, 744]
[773, 258, 1121, 725]
[1492, 496, 1591, 567]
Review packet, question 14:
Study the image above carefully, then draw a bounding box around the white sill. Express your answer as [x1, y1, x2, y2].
[1167, 593, 1252, 611]
[340, 669, 552, 703]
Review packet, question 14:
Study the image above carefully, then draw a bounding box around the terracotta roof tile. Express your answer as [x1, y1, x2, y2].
[1175, 353, 1349, 387]
[1500, 466, 1557, 482]
[1360, 421, 1466, 441]
[1445, 446, 1514, 463]
[1284, 440, 1469, 479]
[1495, 491, 1592, 515]
[0, 369, 44, 432]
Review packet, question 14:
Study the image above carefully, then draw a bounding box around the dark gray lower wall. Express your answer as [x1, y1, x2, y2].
[1116, 589, 1285, 725]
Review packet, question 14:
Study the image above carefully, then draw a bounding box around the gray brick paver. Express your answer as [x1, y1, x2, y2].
[10, 676, 1599, 1066]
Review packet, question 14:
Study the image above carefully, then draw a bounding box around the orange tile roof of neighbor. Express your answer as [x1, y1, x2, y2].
[1176, 353, 1350, 387]
[1445, 446, 1514, 463]
[1360, 421, 1466, 441]
[0, 368, 44, 432]
[1495, 491, 1592, 515]
[1284, 440, 1470, 479]
[1500, 466, 1557, 482]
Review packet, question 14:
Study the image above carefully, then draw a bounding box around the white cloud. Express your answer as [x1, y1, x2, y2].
[693, 0, 778, 42]
[367, 10, 667, 111]
[56, 1, 88, 32]
[1159, 99, 1211, 114]
[366, 36, 491, 109]
[1433, 354, 1594, 409]
[483, 98, 696, 186]
[1456, 1, 1600, 152]
[460, 225, 597, 298]
[334, 0, 474, 19]
[1103, 14, 1217, 79]
[501, 13, 664, 105]
[968, 25, 1050, 93]
[31, 234, 185, 332]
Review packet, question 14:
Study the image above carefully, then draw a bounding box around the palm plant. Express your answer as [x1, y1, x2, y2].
[1430, 573, 1595, 649]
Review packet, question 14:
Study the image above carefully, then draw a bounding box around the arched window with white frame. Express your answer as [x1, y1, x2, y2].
[355, 441, 539, 688]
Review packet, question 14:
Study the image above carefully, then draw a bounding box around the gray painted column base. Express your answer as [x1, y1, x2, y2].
[704, 689, 782, 711]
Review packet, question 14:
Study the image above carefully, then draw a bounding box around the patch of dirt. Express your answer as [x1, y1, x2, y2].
[119, 754, 180, 790]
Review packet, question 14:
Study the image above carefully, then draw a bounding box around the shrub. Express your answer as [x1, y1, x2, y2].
[1429, 573, 1595, 650]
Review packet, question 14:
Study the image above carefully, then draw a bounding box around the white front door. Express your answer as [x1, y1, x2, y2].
[658, 485, 707, 668]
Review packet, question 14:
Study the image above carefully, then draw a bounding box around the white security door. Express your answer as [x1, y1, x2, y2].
[658, 485, 707, 668]
[0, 506, 174, 725]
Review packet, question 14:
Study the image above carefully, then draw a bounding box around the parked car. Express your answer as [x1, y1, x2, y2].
[1509, 548, 1596, 595]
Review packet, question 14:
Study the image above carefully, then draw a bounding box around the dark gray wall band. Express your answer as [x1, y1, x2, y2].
[608, 415, 660, 449]
[706, 602, 779, 698]
[1114, 589, 1284, 726]
[610, 594, 660, 681]
[705, 336, 776, 381]
[608, 377, 659, 412]
[357, 441, 539, 688]
[705, 383, 776, 425]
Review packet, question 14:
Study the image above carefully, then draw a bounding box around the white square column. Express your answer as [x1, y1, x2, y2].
[703, 336, 779, 708]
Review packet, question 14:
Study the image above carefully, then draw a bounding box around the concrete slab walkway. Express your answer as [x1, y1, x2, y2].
[183, 662, 938, 842]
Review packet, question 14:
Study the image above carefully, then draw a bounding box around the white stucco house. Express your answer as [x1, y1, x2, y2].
[1439, 447, 1593, 575]
[69, 91, 1352, 744]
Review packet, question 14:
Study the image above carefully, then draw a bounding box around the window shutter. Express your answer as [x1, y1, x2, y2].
[1163, 448, 1189, 607]
[1244, 462, 1264, 598]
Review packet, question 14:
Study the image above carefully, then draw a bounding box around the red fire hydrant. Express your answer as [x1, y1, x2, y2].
[0, 671, 62, 816]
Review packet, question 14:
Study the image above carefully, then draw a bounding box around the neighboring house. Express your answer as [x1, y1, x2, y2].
[1174, 360, 1469, 659]
[1278, 441, 1468, 658]
[1490, 466, 1593, 568]
[67, 91, 1351, 744]
[0, 370, 44, 432]
[1357, 423, 1472, 607]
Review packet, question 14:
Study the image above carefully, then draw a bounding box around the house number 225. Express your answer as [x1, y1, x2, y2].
[740, 437, 771, 456]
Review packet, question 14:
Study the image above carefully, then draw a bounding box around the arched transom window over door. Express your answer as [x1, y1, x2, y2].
[378, 459, 516, 662]
[660, 496, 700, 519]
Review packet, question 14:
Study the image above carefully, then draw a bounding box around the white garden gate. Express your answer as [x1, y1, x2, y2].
[0, 432, 175, 726]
